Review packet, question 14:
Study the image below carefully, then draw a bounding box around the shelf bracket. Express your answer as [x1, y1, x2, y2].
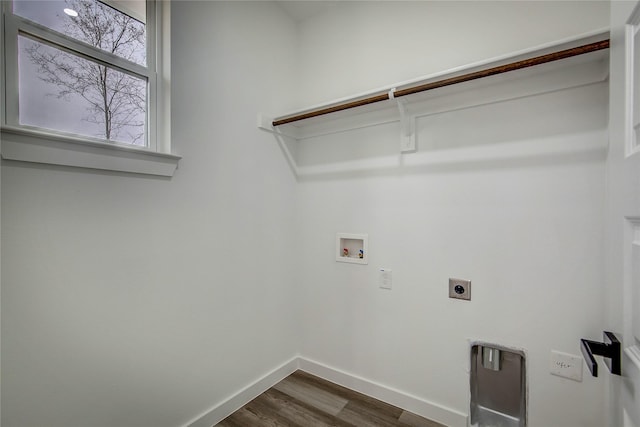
[393, 94, 416, 153]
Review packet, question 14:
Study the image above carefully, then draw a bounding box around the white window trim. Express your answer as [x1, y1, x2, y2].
[0, 0, 180, 177]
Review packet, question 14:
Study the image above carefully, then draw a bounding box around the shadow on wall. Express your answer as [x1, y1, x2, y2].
[287, 83, 607, 181]
[279, 57, 608, 181]
[292, 133, 607, 182]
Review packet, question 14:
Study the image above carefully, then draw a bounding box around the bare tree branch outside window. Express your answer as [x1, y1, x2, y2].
[24, 0, 147, 144]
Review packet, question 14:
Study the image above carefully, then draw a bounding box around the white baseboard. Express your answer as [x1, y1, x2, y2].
[183, 355, 467, 427]
[182, 357, 299, 427]
[298, 357, 468, 427]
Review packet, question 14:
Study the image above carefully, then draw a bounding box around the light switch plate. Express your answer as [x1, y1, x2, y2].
[449, 278, 471, 300]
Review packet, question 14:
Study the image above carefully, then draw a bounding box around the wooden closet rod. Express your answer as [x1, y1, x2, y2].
[272, 39, 609, 127]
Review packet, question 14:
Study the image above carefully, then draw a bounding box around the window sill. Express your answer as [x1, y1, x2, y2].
[0, 126, 180, 177]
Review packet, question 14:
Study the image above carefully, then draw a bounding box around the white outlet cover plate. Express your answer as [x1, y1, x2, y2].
[550, 350, 583, 382]
[379, 268, 392, 289]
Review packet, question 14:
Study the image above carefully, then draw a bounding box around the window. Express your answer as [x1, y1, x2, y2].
[1, 0, 179, 176]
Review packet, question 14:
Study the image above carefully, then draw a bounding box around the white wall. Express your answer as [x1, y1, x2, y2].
[294, 1, 610, 107]
[0, 2, 299, 427]
[293, 2, 610, 427]
[0, 2, 613, 427]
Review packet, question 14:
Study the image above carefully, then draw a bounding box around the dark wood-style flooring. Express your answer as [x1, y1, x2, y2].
[216, 370, 446, 427]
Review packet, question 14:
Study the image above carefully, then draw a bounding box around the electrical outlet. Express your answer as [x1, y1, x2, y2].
[379, 268, 392, 289]
[550, 350, 583, 382]
[449, 278, 471, 300]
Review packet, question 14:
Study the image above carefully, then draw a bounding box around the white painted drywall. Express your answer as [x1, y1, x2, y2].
[0, 2, 299, 427]
[294, 1, 610, 107]
[0, 2, 614, 427]
[293, 2, 610, 426]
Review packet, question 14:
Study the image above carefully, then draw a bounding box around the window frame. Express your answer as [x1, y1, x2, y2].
[0, 0, 179, 176]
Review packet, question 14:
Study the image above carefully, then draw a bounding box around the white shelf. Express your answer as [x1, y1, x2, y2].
[258, 30, 609, 145]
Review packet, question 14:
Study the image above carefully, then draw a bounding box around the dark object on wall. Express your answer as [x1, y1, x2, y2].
[580, 331, 621, 377]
